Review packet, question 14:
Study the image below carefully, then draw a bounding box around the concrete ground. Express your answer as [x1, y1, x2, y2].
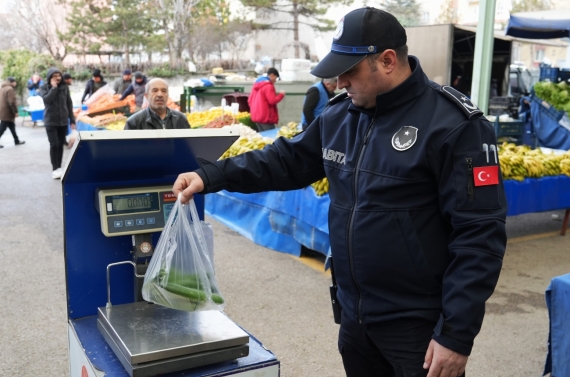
[0, 121, 568, 376]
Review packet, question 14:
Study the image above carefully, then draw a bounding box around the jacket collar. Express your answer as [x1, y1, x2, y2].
[145, 107, 172, 124]
[348, 56, 429, 116]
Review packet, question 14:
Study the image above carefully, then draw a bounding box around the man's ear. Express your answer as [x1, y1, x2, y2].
[381, 50, 398, 73]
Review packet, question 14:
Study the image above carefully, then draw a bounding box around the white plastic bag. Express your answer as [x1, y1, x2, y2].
[142, 198, 224, 311]
[84, 84, 115, 106]
[66, 129, 79, 149]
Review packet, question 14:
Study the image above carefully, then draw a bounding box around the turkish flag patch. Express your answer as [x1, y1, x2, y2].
[473, 166, 499, 186]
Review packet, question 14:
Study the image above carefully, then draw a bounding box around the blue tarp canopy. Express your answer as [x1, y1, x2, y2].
[506, 10, 570, 39]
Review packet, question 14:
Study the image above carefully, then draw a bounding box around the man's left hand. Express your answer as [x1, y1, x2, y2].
[71, 123, 76, 130]
[423, 340, 468, 377]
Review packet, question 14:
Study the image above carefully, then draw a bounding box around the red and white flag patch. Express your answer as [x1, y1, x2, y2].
[473, 166, 499, 186]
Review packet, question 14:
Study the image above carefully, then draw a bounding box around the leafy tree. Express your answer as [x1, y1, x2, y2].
[511, 0, 550, 13]
[383, 0, 421, 27]
[0, 50, 61, 97]
[104, 0, 156, 66]
[240, 0, 348, 59]
[59, 0, 109, 61]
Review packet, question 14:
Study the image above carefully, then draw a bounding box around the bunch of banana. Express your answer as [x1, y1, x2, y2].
[219, 135, 273, 160]
[561, 158, 570, 176]
[542, 155, 563, 176]
[311, 177, 329, 196]
[499, 151, 526, 181]
[522, 155, 545, 178]
[105, 120, 127, 131]
[277, 124, 301, 139]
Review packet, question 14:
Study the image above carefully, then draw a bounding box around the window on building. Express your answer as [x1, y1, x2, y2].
[423, 12, 429, 22]
[535, 49, 545, 62]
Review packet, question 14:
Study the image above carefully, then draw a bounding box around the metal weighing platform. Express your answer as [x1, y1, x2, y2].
[62, 129, 280, 377]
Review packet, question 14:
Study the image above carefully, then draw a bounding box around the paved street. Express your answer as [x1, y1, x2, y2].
[0, 121, 568, 376]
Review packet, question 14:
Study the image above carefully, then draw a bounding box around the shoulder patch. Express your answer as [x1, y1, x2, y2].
[328, 92, 349, 106]
[439, 85, 483, 119]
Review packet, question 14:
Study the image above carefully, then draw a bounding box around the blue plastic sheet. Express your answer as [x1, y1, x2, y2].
[543, 273, 570, 377]
[206, 188, 330, 257]
[506, 10, 570, 39]
[504, 176, 570, 216]
[206, 177, 570, 259]
[528, 95, 570, 150]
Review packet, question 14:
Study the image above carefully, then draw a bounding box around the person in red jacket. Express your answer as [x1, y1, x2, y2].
[248, 68, 285, 131]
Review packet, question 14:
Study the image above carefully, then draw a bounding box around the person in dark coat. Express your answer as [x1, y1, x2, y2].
[119, 71, 148, 108]
[0, 77, 25, 147]
[81, 69, 107, 103]
[113, 69, 132, 96]
[124, 78, 189, 130]
[40, 67, 76, 179]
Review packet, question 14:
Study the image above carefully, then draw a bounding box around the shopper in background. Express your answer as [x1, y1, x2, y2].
[124, 78, 190, 130]
[248, 67, 285, 131]
[27, 73, 44, 97]
[81, 69, 107, 104]
[0, 77, 25, 148]
[301, 77, 337, 130]
[40, 68, 76, 179]
[119, 71, 148, 109]
[63, 73, 74, 86]
[113, 69, 132, 96]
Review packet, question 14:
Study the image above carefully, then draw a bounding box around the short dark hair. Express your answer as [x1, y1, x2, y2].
[366, 45, 409, 72]
[63, 73, 73, 80]
[7, 77, 16, 83]
[267, 67, 280, 77]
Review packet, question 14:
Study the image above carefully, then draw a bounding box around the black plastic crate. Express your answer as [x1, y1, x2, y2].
[494, 120, 525, 137]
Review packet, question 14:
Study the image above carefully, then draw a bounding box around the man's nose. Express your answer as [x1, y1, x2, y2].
[337, 74, 348, 90]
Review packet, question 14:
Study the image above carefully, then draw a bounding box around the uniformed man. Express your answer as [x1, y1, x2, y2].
[172, 7, 507, 377]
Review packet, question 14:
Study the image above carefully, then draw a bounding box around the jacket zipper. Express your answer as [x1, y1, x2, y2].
[347, 117, 375, 324]
[466, 157, 474, 201]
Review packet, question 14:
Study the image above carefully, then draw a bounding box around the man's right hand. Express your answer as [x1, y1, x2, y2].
[50, 78, 59, 88]
[173, 172, 204, 204]
[279, 90, 286, 96]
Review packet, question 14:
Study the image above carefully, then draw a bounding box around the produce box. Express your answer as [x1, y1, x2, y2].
[495, 120, 525, 137]
[88, 105, 130, 117]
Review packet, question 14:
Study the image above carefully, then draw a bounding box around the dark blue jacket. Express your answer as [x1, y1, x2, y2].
[195, 57, 507, 356]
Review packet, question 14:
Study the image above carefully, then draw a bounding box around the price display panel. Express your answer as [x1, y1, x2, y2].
[97, 186, 176, 236]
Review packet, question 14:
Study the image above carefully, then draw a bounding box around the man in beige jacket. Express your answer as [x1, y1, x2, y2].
[0, 77, 25, 148]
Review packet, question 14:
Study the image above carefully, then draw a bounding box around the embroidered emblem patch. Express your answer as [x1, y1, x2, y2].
[441, 86, 481, 116]
[392, 126, 418, 151]
[333, 17, 344, 40]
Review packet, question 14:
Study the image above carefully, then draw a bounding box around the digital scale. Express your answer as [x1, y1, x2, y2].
[62, 129, 280, 377]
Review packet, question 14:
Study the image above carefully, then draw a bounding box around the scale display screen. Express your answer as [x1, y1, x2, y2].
[97, 186, 175, 236]
[107, 193, 159, 215]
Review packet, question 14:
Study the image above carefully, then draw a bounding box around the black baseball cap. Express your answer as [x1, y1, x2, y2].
[267, 67, 280, 78]
[311, 7, 407, 78]
[62, 73, 73, 80]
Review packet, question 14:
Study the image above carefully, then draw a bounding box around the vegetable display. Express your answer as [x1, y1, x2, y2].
[534, 81, 570, 114]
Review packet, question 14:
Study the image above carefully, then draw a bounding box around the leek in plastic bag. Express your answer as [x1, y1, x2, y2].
[142, 197, 224, 311]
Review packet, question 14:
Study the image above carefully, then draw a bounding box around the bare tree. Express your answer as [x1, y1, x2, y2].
[8, 0, 69, 60]
[153, 0, 201, 68]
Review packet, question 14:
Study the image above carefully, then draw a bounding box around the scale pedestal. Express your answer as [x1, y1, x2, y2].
[62, 130, 280, 377]
[97, 302, 249, 377]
